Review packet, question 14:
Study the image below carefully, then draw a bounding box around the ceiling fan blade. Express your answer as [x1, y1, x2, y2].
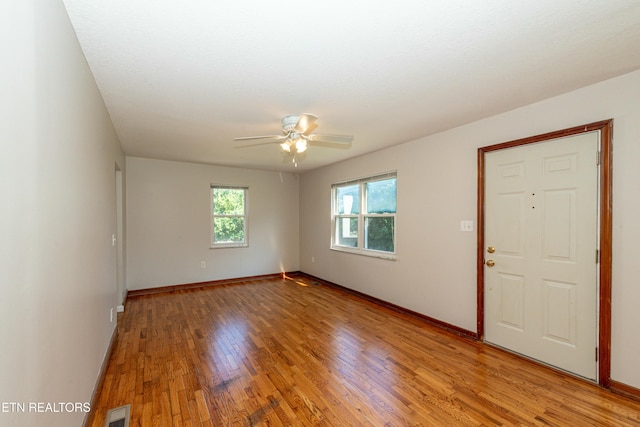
[294, 114, 319, 134]
[302, 122, 318, 135]
[234, 135, 286, 141]
[307, 133, 353, 144]
[234, 140, 283, 148]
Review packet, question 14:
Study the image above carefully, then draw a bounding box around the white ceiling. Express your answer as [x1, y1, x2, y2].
[62, 0, 640, 172]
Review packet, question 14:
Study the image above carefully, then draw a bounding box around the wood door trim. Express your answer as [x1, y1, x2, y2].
[476, 119, 613, 387]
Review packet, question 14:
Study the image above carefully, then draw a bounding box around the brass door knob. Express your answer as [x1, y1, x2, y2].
[485, 260, 495, 267]
[487, 246, 495, 253]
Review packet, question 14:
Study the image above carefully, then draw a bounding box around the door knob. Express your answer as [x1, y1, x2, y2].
[485, 260, 495, 267]
[487, 246, 495, 253]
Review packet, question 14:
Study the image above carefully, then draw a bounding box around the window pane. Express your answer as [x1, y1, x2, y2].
[365, 216, 394, 252]
[336, 185, 360, 214]
[366, 178, 396, 214]
[213, 217, 245, 243]
[213, 188, 245, 215]
[335, 216, 358, 247]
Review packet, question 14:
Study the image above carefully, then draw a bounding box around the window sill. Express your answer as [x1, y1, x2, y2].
[330, 246, 397, 261]
[210, 243, 248, 249]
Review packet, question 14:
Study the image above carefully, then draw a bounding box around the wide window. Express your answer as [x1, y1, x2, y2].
[211, 185, 248, 248]
[331, 172, 396, 258]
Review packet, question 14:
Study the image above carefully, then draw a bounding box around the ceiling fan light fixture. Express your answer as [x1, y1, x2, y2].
[295, 138, 308, 153]
[280, 141, 292, 152]
[234, 113, 353, 167]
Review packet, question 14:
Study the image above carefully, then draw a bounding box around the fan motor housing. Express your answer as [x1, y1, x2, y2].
[281, 115, 300, 132]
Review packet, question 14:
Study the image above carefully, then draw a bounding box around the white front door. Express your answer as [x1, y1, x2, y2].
[484, 131, 599, 380]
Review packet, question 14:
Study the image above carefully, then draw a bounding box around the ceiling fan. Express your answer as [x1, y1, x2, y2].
[234, 114, 353, 167]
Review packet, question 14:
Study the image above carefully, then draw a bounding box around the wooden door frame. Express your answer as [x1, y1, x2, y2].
[477, 119, 613, 387]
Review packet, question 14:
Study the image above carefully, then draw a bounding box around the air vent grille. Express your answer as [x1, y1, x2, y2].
[104, 404, 130, 427]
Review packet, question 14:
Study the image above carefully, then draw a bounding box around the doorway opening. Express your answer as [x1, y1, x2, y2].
[115, 164, 125, 312]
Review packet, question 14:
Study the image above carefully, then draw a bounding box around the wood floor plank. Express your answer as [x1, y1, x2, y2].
[86, 275, 640, 426]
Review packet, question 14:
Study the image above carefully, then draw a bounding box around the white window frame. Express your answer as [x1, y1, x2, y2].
[331, 172, 397, 260]
[210, 185, 249, 248]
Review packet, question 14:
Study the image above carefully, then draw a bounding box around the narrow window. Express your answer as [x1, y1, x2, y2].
[211, 186, 248, 248]
[332, 173, 396, 259]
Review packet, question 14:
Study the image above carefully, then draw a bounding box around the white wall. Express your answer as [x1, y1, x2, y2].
[299, 69, 640, 389]
[126, 157, 299, 290]
[0, 1, 125, 426]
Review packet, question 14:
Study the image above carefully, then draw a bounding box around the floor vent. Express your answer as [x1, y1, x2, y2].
[104, 404, 130, 427]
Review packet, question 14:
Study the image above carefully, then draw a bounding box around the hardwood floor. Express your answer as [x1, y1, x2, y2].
[87, 275, 640, 426]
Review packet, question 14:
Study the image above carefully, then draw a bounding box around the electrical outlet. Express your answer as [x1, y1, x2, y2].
[200, 261, 206, 269]
[460, 220, 474, 232]
[311, 256, 315, 263]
